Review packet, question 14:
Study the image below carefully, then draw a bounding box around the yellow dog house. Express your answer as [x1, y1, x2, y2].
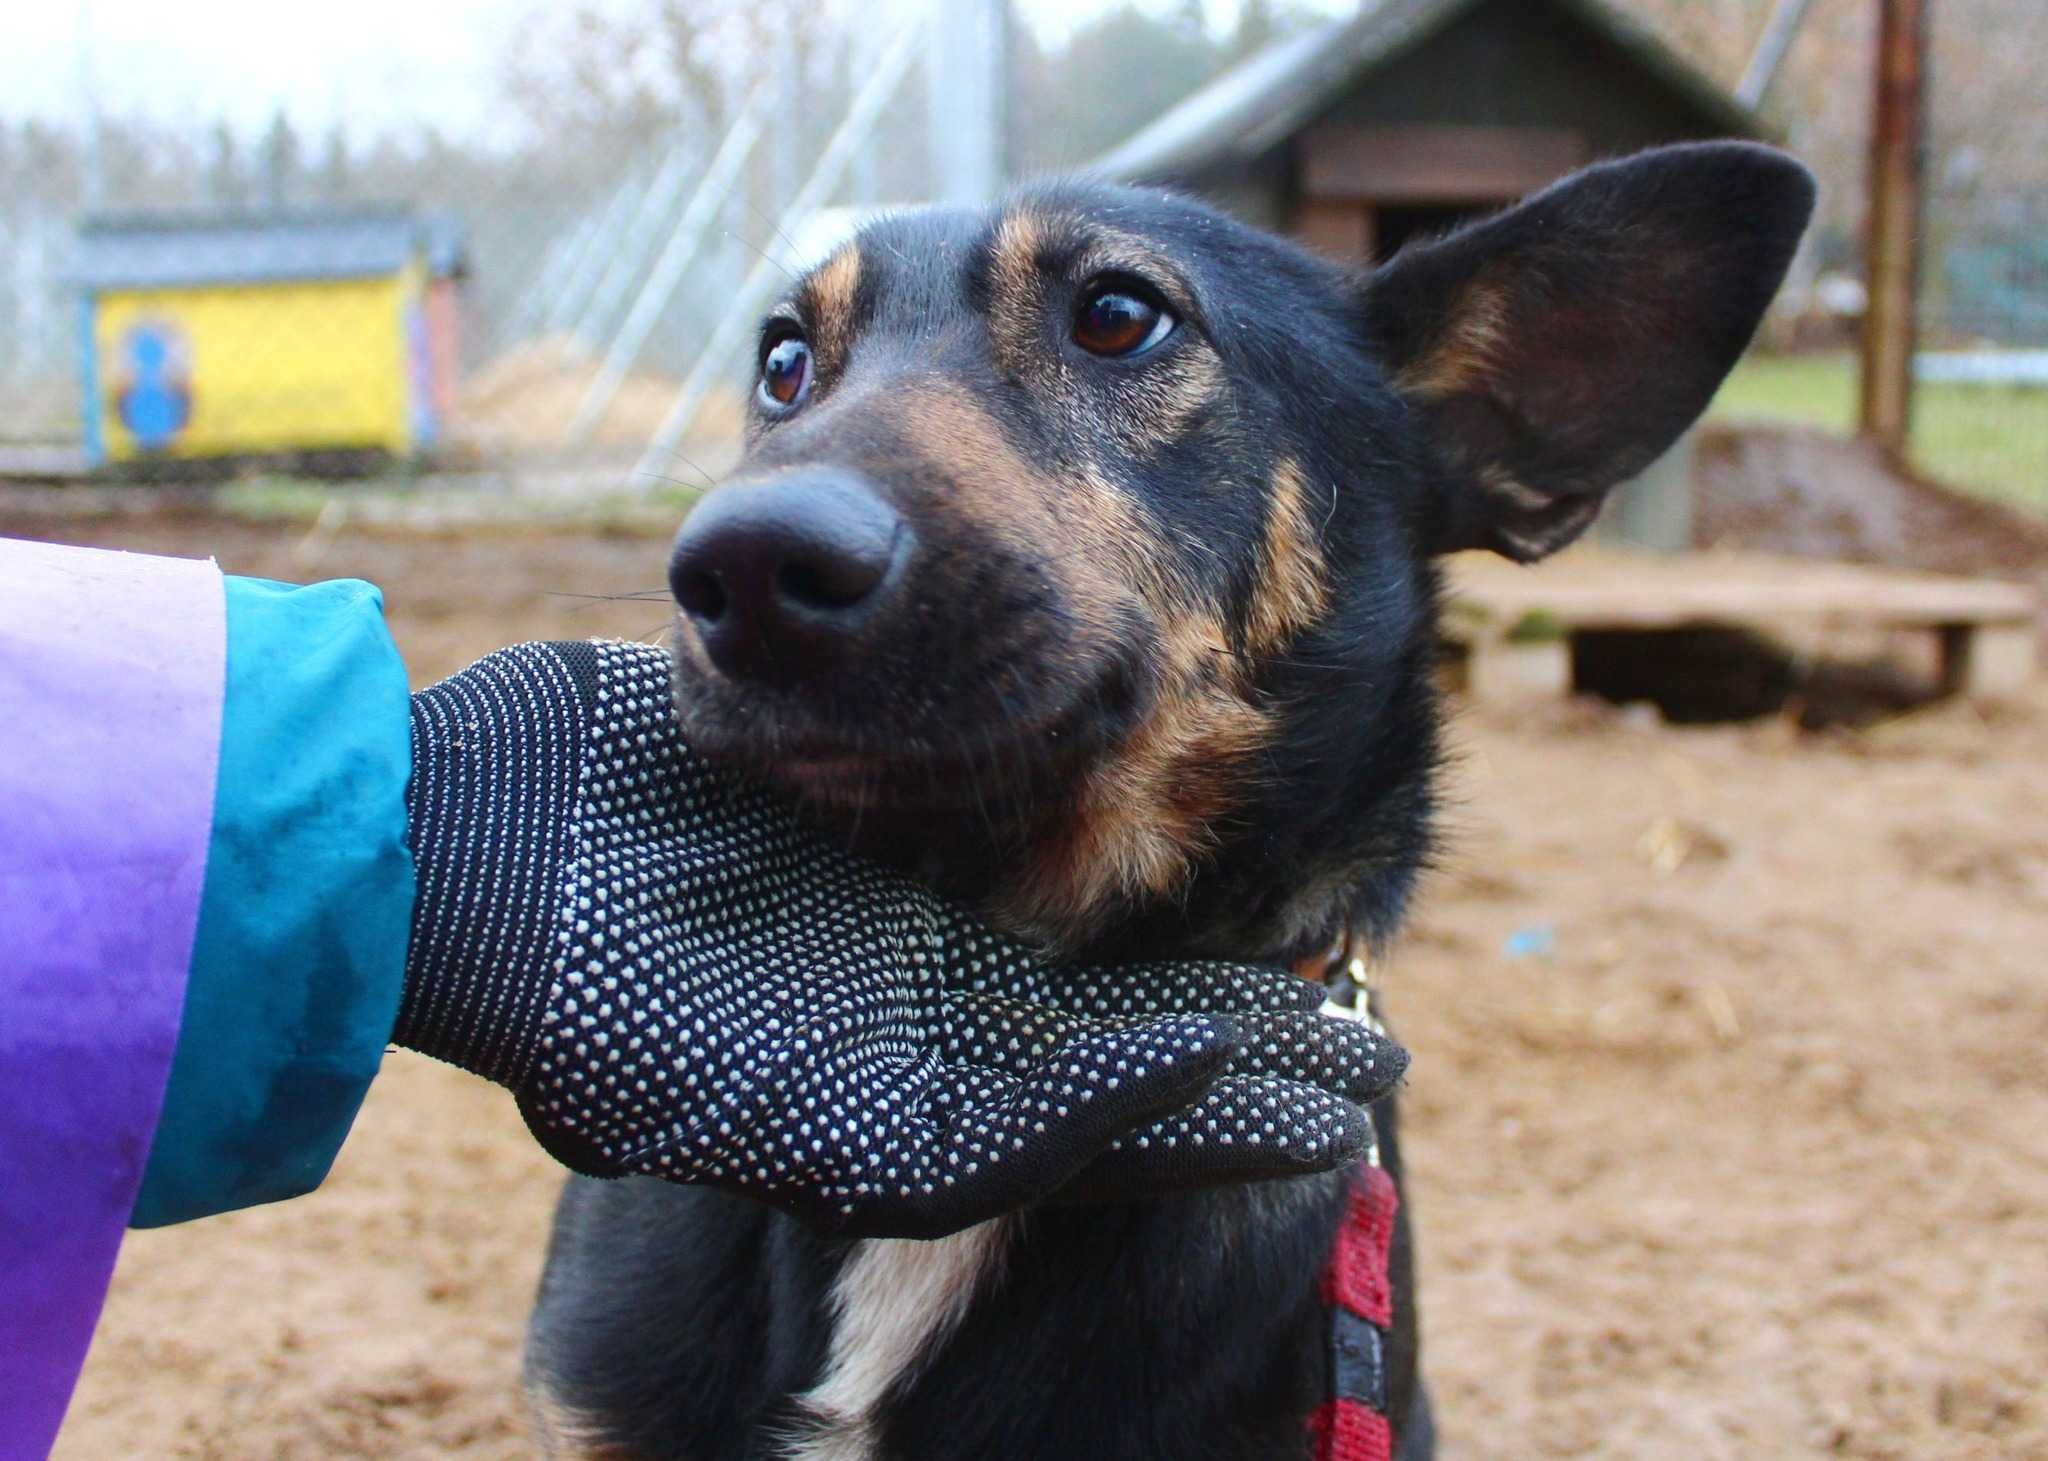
[71, 212, 444, 466]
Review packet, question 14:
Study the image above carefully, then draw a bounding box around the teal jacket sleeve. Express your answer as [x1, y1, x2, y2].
[130, 576, 416, 1227]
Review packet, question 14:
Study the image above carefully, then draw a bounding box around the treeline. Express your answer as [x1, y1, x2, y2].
[4, 0, 2043, 237]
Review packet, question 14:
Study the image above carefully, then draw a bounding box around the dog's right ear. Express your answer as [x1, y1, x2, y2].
[1360, 142, 1816, 562]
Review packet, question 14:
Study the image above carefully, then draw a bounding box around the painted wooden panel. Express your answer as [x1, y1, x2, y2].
[89, 270, 422, 462]
[1300, 125, 1587, 204]
[1291, 199, 1378, 260]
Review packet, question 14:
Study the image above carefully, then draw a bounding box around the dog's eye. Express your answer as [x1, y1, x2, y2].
[759, 332, 812, 410]
[1074, 285, 1175, 357]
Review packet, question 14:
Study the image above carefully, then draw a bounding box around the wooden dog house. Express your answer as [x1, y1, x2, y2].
[69, 210, 445, 467]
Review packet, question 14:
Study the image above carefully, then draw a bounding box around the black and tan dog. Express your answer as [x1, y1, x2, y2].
[526, 142, 1815, 1459]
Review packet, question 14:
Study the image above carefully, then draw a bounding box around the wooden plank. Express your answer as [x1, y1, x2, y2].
[0, 445, 91, 481]
[1465, 637, 1573, 706]
[1299, 125, 1587, 204]
[1937, 622, 2037, 700]
[1291, 200, 1376, 260]
[1444, 549, 2037, 640]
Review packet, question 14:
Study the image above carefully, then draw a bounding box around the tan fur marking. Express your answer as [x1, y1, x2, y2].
[787, 1224, 1010, 1461]
[987, 210, 1047, 377]
[1115, 346, 1225, 450]
[1393, 274, 1513, 401]
[1070, 231, 1200, 314]
[806, 246, 863, 377]
[1478, 463, 1549, 513]
[1012, 609, 1271, 941]
[1244, 458, 1332, 657]
[888, 387, 1272, 946]
[983, 211, 1220, 446]
[527, 1381, 639, 1460]
[890, 387, 1146, 636]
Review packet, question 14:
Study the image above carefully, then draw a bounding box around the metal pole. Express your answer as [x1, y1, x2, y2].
[927, 0, 1005, 206]
[631, 14, 927, 489]
[542, 166, 653, 338]
[570, 131, 701, 347]
[847, 25, 879, 206]
[567, 85, 773, 448]
[496, 208, 593, 351]
[1735, 0, 1815, 110]
[1858, 0, 1928, 460]
[772, 26, 802, 212]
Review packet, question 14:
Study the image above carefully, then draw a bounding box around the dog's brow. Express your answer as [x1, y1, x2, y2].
[795, 246, 864, 367]
[1072, 237, 1199, 318]
[977, 211, 1203, 331]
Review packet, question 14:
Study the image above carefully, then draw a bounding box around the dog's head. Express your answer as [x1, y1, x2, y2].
[667, 142, 1814, 957]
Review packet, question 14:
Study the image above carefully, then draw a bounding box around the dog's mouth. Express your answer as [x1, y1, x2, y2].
[671, 640, 1150, 831]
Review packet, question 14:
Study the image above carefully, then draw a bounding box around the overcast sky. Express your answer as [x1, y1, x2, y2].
[2, 0, 1343, 142]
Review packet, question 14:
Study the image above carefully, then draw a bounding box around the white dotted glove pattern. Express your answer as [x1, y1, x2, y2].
[397, 641, 1405, 1238]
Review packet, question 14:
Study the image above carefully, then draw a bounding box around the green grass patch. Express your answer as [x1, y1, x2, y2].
[1505, 609, 1566, 644]
[1709, 351, 2048, 512]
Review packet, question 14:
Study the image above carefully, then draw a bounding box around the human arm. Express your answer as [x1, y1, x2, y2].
[0, 539, 1404, 1454]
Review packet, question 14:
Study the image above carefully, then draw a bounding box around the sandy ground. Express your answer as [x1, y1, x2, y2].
[11, 505, 2046, 1460]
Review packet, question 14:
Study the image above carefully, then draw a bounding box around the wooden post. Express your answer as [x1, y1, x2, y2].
[1936, 622, 2038, 702]
[1858, 0, 1928, 460]
[1292, 200, 1376, 261]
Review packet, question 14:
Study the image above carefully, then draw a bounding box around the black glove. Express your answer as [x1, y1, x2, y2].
[395, 641, 1406, 1239]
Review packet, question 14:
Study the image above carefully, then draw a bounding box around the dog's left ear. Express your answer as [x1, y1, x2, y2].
[1361, 142, 1816, 562]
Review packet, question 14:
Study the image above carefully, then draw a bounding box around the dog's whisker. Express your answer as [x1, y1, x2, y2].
[739, 198, 806, 274]
[637, 468, 711, 492]
[959, 726, 999, 847]
[661, 447, 723, 491]
[545, 589, 673, 603]
[1204, 646, 1355, 672]
[725, 228, 796, 282]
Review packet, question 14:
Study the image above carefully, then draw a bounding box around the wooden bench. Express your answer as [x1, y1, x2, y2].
[1443, 548, 2039, 705]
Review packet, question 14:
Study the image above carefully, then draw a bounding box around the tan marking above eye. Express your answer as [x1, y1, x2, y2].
[804, 245, 863, 373]
[986, 210, 1051, 379]
[1070, 230, 1200, 321]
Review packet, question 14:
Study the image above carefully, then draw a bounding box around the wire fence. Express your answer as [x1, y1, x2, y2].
[0, 0, 2042, 510]
[0, 0, 971, 488]
[0, 136, 905, 484]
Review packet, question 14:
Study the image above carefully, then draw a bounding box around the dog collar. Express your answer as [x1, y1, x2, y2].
[1294, 931, 1385, 1029]
[1297, 929, 1401, 1461]
[1310, 1162, 1401, 1461]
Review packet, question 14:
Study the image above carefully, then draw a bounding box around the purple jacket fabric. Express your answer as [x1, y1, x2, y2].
[0, 540, 225, 1461]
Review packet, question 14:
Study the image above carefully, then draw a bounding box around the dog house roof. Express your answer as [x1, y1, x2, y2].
[68, 210, 429, 292]
[1091, 0, 1761, 184]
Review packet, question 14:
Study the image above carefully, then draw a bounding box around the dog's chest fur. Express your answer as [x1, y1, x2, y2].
[784, 1223, 1010, 1461]
[528, 1159, 1390, 1461]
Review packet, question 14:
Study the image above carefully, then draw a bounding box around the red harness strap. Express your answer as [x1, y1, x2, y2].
[1308, 1163, 1400, 1461]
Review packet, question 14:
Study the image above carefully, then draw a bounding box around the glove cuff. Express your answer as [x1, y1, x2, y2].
[395, 642, 600, 1086]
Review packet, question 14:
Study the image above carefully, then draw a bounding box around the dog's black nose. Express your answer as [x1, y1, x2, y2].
[668, 472, 906, 685]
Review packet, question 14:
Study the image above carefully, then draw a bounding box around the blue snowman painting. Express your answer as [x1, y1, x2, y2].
[113, 320, 194, 452]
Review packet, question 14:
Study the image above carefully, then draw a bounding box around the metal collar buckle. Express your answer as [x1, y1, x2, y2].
[1294, 929, 1388, 1169]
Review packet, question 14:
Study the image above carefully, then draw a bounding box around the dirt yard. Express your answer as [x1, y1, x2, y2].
[12, 501, 2046, 1460]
